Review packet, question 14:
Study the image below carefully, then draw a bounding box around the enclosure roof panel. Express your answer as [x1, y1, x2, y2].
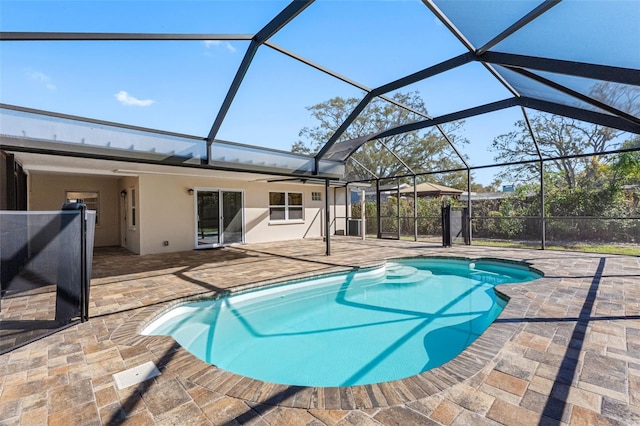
[1, 0, 638, 180]
[0, 1, 291, 34]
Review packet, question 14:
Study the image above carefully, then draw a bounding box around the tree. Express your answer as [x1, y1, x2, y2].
[490, 82, 640, 189]
[471, 178, 502, 193]
[491, 114, 620, 189]
[292, 92, 469, 188]
[612, 136, 640, 186]
[611, 137, 640, 210]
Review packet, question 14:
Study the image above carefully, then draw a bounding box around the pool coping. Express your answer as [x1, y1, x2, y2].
[110, 255, 541, 410]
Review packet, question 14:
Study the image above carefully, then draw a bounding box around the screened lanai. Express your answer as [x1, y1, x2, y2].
[1, 0, 639, 254]
[2, 5, 640, 424]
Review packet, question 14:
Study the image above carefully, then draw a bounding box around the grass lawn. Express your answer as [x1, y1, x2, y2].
[380, 234, 640, 256]
[470, 239, 640, 256]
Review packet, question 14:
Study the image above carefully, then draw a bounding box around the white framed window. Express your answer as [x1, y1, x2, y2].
[66, 190, 100, 225]
[269, 191, 303, 221]
[312, 191, 322, 201]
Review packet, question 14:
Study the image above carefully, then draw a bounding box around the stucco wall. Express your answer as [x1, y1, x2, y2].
[136, 174, 327, 255]
[26, 171, 342, 255]
[28, 173, 120, 247]
[246, 181, 325, 244]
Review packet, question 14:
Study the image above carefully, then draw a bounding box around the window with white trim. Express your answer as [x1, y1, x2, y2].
[269, 191, 303, 221]
[66, 190, 100, 225]
[312, 191, 322, 201]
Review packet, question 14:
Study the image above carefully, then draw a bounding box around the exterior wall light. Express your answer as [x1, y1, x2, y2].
[188, 188, 194, 195]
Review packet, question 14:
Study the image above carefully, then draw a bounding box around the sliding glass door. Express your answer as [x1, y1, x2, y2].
[222, 191, 243, 244]
[197, 191, 220, 246]
[196, 189, 243, 248]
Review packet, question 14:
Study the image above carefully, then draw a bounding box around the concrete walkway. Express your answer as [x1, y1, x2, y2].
[1, 238, 639, 425]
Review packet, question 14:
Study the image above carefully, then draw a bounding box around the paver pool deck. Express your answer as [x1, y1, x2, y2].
[1, 237, 639, 425]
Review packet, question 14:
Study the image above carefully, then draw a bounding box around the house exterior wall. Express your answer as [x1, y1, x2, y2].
[28, 173, 120, 247]
[244, 181, 325, 245]
[133, 174, 327, 255]
[27, 171, 336, 256]
[136, 174, 190, 255]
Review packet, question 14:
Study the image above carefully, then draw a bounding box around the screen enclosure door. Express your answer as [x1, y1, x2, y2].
[196, 189, 244, 248]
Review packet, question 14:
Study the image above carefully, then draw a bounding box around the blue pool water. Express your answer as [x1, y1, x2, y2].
[143, 258, 541, 387]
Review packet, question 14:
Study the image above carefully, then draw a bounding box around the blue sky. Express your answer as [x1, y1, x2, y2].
[1, 0, 638, 186]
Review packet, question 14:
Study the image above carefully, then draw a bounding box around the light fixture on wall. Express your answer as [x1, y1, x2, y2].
[188, 188, 194, 195]
[120, 189, 127, 198]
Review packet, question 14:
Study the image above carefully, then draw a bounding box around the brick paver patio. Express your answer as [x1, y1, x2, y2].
[1, 237, 639, 425]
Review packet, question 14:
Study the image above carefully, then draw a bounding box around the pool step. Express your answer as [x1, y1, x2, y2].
[385, 263, 417, 278]
[385, 263, 432, 284]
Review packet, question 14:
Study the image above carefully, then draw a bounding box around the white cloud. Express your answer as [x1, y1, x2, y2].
[115, 90, 155, 107]
[29, 71, 56, 90]
[203, 40, 237, 53]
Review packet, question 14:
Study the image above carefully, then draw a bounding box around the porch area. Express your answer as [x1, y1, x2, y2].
[1, 237, 639, 425]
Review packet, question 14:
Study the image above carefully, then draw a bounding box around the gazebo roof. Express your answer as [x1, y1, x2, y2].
[399, 182, 463, 196]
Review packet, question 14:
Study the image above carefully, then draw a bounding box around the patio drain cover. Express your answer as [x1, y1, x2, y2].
[113, 361, 161, 390]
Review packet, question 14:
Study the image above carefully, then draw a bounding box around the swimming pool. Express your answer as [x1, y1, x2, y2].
[143, 257, 542, 387]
